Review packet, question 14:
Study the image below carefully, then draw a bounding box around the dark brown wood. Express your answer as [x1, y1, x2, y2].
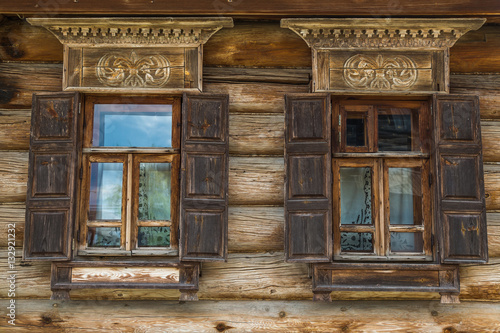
[2, 1, 500, 15]
[285, 94, 332, 262]
[180, 94, 229, 261]
[24, 92, 80, 261]
[434, 94, 488, 264]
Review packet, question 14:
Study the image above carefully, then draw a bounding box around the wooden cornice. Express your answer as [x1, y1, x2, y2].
[281, 18, 486, 49]
[26, 17, 234, 47]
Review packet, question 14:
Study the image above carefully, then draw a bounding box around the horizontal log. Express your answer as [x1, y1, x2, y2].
[2, 0, 500, 16]
[0, 203, 25, 247]
[0, 151, 28, 203]
[228, 157, 284, 205]
[481, 121, 500, 162]
[229, 113, 284, 155]
[228, 206, 284, 253]
[0, 63, 62, 109]
[450, 26, 500, 74]
[0, 110, 30, 150]
[486, 213, 500, 258]
[3, 300, 500, 332]
[204, 21, 311, 68]
[0, 16, 62, 62]
[484, 163, 500, 211]
[3, 250, 500, 301]
[204, 67, 311, 85]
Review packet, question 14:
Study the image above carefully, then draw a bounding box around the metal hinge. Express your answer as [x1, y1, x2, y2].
[428, 173, 433, 187]
[338, 114, 342, 145]
[78, 102, 82, 114]
[72, 238, 75, 251]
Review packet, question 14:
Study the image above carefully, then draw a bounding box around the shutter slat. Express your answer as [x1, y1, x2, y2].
[434, 94, 488, 264]
[285, 94, 332, 262]
[24, 92, 80, 261]
[180, 94, 229, 262]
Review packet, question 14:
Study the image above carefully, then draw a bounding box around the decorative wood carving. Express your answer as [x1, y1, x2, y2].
[343, 54, 418, 90]
[96, 51, 171, 88]
[281, 18, 485, 94]
[27, 18, 233, 93]
[27, 17, 234, 47]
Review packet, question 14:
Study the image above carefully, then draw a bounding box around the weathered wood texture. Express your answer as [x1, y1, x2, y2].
[2, 17, 500, 73]
[0, 110, 30, 150]
[0, 151, 28, 203]
[2, 1, 500, 16]
[2, 251, 500, 301]
[0, 203, 24, 247]
[484, 163, 500, 211]
[2, 300, 500, 332]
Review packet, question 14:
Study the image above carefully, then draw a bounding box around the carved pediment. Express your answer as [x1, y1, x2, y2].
[27, 17, 233, 93]
[27, 17, 234, 47]
[281, 18, 485, 94]
[281, 18, 485, 50]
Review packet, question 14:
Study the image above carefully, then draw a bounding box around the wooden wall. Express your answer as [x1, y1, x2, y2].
[1, 16, 500, 331]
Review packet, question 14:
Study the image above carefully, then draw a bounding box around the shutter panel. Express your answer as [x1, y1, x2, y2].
[180, 94, 229, 261]
[24, 92, 80, 261]
[434, 94, 488, 264]
[285, 94, 332, 262]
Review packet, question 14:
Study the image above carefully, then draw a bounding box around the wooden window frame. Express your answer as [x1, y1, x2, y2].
[332, 98, 433, 262]
[77, 95, 181, 257]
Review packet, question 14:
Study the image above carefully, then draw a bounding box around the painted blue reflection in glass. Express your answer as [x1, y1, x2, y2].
[93, 104, 172, 147]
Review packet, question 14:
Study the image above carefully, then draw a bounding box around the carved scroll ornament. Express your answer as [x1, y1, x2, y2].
[343, 54, 418, 90]
[96, 51, 171, 87]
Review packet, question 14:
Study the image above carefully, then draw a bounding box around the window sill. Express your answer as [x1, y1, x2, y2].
[77, 249, 179, 257]
[334, 255, 433, 262]
[333, 152, 429, 158]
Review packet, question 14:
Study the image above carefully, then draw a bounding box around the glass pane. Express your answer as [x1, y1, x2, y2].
[88, 163, 123, 220]
[340, 167, 372, 225]
[389, 167, 422, 225]
[93, 104, 172, 147]
[138, 227, 170, 247]
[87, 227, 120, 247]
[341, 232, 373, 252]
[378, 113, 412, 151]
[139, 163, 172, 221]
[391, 232, 423, 252]
[346, 113, 366, 147]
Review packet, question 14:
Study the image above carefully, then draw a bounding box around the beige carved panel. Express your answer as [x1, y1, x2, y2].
[72, 267, 180, 284]
[315, 50, 445, 93]
[65, 46, 200, 92]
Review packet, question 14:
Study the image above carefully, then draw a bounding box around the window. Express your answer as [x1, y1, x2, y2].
[78, 96, 181, 256]
[332, 100, 432, 260]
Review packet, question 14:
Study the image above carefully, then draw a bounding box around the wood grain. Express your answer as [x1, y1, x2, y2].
[484, 163, 500, 211]
[486, 213, 500, 258]
[481, 121, 500, 162]
[229, 113, 284, 156]
[3, 251, 500, 301]
[71, 267, 180, 284]
[0, 110, 30, 150]
[0, 203, 25, 247]
[228, 157, 284, 206]
[228, 206, 284, 253]
[0, 151, 28, 203]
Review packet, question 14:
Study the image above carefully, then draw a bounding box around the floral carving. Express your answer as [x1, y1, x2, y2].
[343, 54, 418, 90]
[96, 51, 171, 87]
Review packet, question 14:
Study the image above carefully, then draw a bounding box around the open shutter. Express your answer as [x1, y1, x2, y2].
[434, 94, 488, 264]
[180, 94, 229, 261]
[24, 92, 80, 261]
[285, 94, 332, 262]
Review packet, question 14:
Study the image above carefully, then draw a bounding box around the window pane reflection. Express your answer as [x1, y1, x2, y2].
[138, 163, 171, 221]
[88, 163, 123, 220]
[138, 227, 170, 247]
[378, 113, 412, 151]
[340, 167, 372, 225]
[341, 232, 373, 252]
[389, 167, 422, 225]
[391, 232, 423, 252]
[87, 227, 120, 247]
[346, 113, 366, 147]
[93, 104, 172, 147]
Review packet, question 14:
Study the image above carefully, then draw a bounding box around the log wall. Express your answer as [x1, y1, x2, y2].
[1, 16, 500, 331]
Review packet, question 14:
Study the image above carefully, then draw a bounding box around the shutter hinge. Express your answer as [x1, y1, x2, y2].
[428, 173, 433, 187]
[72, 238, 75, 251]
[78, 102, 82, 114]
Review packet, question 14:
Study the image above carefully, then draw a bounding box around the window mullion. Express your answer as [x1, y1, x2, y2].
[375, 159, 386, 257]
[125, 154, 133, 252]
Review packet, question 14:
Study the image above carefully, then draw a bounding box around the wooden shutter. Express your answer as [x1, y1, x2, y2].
[285, 94, 332, 262]
[180, 94, 229, 261]
[24, 92, 80, 261]
[434, 94, 488, 264]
